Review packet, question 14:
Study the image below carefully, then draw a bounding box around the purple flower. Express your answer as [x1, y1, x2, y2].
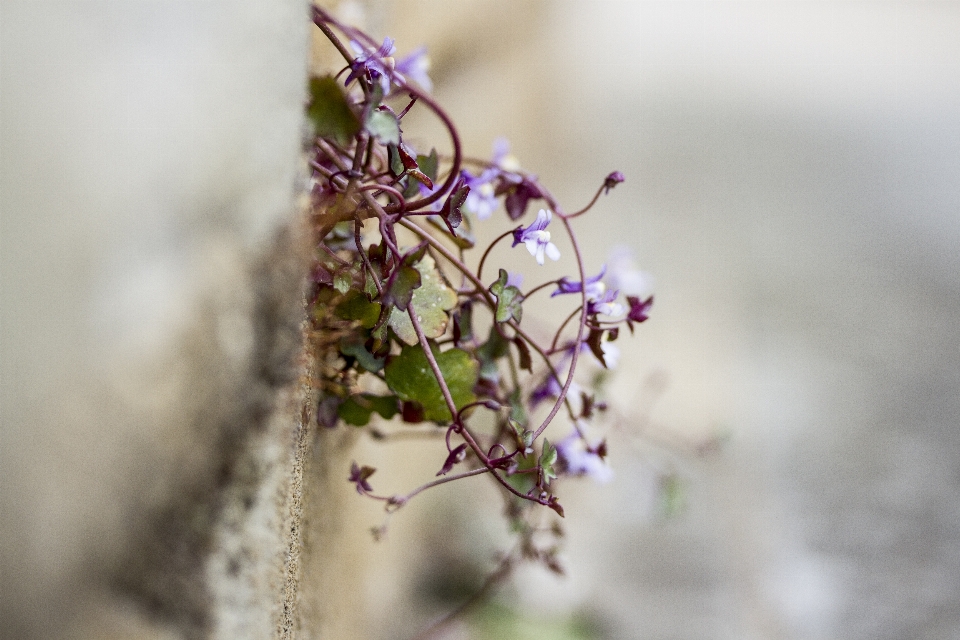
[463, 172, 499, 219]
[554, 265, 624, 321]
[530, 375, 584, 411]
[462, 138, 516, 219]
[626, 295, 653, 324]
[347, 37, 396, 95]
[555, 427, 613, 484]
[437, 443, 468, 476]
[603, 171, 625, 193]
[395, 46, 432, 92]
[587, 288, 624, 317]
[348, 462, 376, 494]
[512, 209, 560, 265]
[491, 137, 514, 168]
[552, 266, 607, 298]
[530, 375, 562, 408]
[505, 271, 524, 289]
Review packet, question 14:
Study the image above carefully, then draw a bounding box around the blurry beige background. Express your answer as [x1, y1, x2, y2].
[365, 2, 960, 638]
[3, 1, 960, 639]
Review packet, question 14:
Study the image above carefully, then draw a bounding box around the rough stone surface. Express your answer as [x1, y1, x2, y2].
[0, 1, 322, 637]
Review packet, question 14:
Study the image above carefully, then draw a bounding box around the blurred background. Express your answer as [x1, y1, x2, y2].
[357, 1, 960, 638]
[3, 1, 959, 639]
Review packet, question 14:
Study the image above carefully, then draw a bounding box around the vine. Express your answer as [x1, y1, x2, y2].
[306, 6, 654, 631]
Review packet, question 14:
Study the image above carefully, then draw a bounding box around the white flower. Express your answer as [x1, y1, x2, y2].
[605, 245, 653, 298]
[512, 209, 560, 265]
[599, 341, 620, 369]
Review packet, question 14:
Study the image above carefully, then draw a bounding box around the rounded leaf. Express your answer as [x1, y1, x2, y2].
[384, 343, 478, 422]
[389, 254, 457, 345]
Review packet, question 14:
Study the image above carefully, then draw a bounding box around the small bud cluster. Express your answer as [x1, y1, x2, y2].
[308, 5, 653, 592]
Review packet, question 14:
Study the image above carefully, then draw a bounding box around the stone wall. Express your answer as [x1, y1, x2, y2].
[1, 1, 325, 637]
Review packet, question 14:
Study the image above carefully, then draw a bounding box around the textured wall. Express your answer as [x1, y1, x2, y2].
[1, 1, 314, 637]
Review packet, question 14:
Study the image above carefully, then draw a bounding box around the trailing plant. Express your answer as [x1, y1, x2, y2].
[306, 5, 654, 625]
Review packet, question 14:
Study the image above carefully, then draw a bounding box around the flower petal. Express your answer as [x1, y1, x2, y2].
[545, 242, 561, 262]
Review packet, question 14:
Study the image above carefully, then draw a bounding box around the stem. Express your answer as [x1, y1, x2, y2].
[475, 229, 514, 283]
[397, 95, 418, 119]
[315, 141, 369, 240]
[549, 306, 583, 353]
[564, 181, 606, 219]
[313, 8, 461, 213]
[361, 135, 377, 175]
[358, 182, 407, 209]
[312, 10, 355, 65]
[359, 189, 401, 259]
[533, 215, 588, 440]
[384, 87, 461, 213]
[396, 466, 491, 505]
[407, 306, 459, 420]
[522, 279, 560, 300]
[355, 219, 383, 295]
[404, 309, 491, 465]
[341, 132, 369, 206]
[320, 243, 350, 267]
[315, 139, 351, 172]
[309, 159, 349, 189]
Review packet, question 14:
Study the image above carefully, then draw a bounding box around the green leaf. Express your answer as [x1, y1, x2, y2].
[365, 109, 400, 145]
[333, 271, 352, 294]
[384, 343, 478, 422]
[334, 290, 381, 328]
[508, 387, 527, 428]
[338, 394, 400, 426]
[504, 448, 538, 495]
[417, 148, 439, 183]
[382, 264, 421, 312]
[307, 75, 361, 145]
[371, 321, 388, 343]
[507, 418, 533, 453]
[338, 398, 370, 426]
[439, 178, 469, 235]
[489, 269, 524, 324]
[388, 144, 404, 177]
[476, 325, 510, 381]
[453, 301, 473, 345]
[363, 270, 379, 297]
[401, 175, 421, 199]
[338, 338, 385, 372]
[540, 438, 558, 483]
[401, 242, 429, 266]
[389, 254, 457, 345]
[368, 77, 385, 109]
